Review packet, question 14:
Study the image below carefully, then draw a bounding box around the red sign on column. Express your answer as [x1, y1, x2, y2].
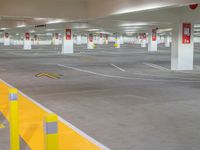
[25, 32, 30, 40]
[89, 34, 93, 42]
[182, 23, 191, 44]
[66, 29, 71, 40]
[152, 29, 157, 41]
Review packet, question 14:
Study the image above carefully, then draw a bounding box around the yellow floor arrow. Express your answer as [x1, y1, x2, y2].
[35, 73, 62, 79]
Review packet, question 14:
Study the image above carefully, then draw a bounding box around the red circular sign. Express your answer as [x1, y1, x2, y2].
[189, 4, 198, 10]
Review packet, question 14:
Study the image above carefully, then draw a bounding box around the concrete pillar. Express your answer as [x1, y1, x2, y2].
[148, 29, 158, 52]
[87, 33, 94, 49]
[77, 34, 82, 45]
[62, 29, 74, 54]
[120, 35, 124, 45]
[171, 22, 194, 70]
[98, 33, 103, 45]
[4, 32, 10, 46]
[33, 35, 39, 45]
[24, 32, 31, 50]
[115, 35, 121, 48]
[165, 36, 171, 47]
[105, 35, 109, 45]
[53, 33, 59, 45]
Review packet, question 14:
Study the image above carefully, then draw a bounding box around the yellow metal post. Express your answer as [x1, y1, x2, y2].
[9, 88, 20, 150]
[44, 114, 58, 150]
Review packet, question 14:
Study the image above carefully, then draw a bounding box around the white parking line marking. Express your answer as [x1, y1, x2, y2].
[57, 64, 200, 83]
[143, 63, 169, 71]
[111, 64, 125, 72]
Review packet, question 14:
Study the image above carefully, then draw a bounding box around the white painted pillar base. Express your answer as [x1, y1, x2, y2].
[62, 29, 74, 54]
[24, 32, 31, 50]
[171, 23, 194, 71]
[148, 29, 158, 52]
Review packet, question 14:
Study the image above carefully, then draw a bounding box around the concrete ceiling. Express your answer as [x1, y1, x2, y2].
[0, 0, 199, 35]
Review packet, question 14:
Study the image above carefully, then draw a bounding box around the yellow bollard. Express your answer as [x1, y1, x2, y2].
[44, 114, 58, 150]
[9, 88, 20, 150]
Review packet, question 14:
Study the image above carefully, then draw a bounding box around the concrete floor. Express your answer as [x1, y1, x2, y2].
[1, 44, 200, 150]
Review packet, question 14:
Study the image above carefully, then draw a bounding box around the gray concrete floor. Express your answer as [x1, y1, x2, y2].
[0, 44, 200, 150]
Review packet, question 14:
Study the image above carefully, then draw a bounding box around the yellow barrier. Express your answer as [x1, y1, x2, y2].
[44, 114, 58, 150]
[9, 88, 20, 150]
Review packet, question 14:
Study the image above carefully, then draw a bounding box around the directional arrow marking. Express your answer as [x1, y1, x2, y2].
[35, 73, 62, 79]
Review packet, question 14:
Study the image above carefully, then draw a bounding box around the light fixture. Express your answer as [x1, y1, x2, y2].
[46, 19, 65, 24]
[17, 24, 26, 28]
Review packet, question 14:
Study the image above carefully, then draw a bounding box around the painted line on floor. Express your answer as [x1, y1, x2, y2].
[111, 64, 125, 72]
[57, 64, 200, 83]
[0, 79, 110, 150]
[143, 63, 169, 71]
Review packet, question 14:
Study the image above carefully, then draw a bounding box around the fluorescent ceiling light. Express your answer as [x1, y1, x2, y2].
[30, 30, 35, 33]
[47, 19, 65, 24]
[120, 22, 148, 27]
[17, 24, 26, 28]
[0, 28, 7, 30]
[45, 29, 56, 31]
[113, 3, 167, 15]
[157, 28, 172, 33]
[194, 24, 200, 28]
[87, 29, 100, 31]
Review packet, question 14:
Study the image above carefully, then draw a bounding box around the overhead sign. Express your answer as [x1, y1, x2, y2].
[182, 23, 191, 44]
[66, 29, 72, 40]
[152, 29, 157, 41]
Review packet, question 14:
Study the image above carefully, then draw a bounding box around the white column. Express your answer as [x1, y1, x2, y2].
[105, 35, 109, 45]
[165, 36, 171, 47]
[4, 32, 10, 46]
[148, 29, 158, 52]
[87, 33, 94, 49]
[171, 22, 194, 70]
[53, 33, 59, 45]
[24, 32, 31, 49]
[115, 35, 121, 48]
[62, 29, 74, 54]
[120, 35, 124, 44]
[77, 34, 82, 45]
[99, 33, 103, 45]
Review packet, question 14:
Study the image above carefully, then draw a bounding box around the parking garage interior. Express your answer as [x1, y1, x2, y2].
[0, 1, 200, 150]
